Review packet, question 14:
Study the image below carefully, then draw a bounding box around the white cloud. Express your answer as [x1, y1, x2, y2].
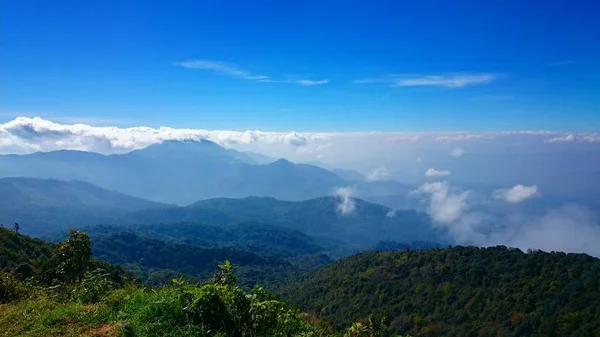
[354, 73, 499, 88]
[386, 209, 396, 218]
[436, 134, 493, 142]
[296, 79, 329, 86]
[416, 182, 600, 257]
[387, 135, 420, 142]
[367, 166, 389, 181]
[545, 133, 600, 143]
[417, 182, 470, 223]
[334, 187, 356, 215]
[425, 168, 451, 177]
[0, 117, 311, 154]
[493, 185, 539, 203]
[258, 79, 329, 86]
[175, 59, 327, 86]
[395, 73, 497, 88]
[175, 60, 265, 79]
[450, 148, 465, 157]
[546, 134, 576, 143]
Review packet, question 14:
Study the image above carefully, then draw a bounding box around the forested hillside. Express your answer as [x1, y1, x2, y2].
[282, 246, 600, 336]
[90, 232, 297, 287]
[123, 196, 438, 246]
[59, 222, 328, 259]
[0, 228, 394, 336]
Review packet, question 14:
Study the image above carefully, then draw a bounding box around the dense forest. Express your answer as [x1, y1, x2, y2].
[282, 247, 600, 336]
[89, 231, 297, 287]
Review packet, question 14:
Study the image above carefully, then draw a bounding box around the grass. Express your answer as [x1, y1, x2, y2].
[0, 297, 114, 336]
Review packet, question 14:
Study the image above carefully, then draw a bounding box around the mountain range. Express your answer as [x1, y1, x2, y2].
[0, 139, 416, 205]
[0, 140, 346, 204]
[0, 177, 440, 247]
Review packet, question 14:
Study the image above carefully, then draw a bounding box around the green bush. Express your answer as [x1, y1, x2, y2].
[0, 271, 24, 303]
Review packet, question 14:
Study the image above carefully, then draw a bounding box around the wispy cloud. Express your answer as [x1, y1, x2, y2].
[425, 168, 451, 177]
[175, 60, 262, 79]
[354, 73, 500, 89]
[396, 74, 497, 88]
[366, 166, 389, 181]
[436, 134, 493, 142]
[258, 79, 329, 86]
[175, 59, 327, 86]
[334, 187, 356, 215]
[296, 79, 329, 86]
[450, 148, 465, 158]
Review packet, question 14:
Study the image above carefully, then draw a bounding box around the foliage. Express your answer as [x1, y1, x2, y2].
[53, 230, 92, 283]
[281, 246, 600, 336]
[0, 237, 392, 337]
[0, 271, 26, 303]
[88, 231, 298, 287]
[0, 227, 129, 303]
[54, 221, 327, 259]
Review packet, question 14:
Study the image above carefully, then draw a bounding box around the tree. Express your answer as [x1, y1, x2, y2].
[13, 223, 19, 233]
[52, 230, 92, 283]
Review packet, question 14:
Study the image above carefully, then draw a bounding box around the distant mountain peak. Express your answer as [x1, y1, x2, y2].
[157, 138, 219, 146]
[271, 158, 294, 165]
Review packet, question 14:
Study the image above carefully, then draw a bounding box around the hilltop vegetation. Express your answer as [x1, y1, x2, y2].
[282, 246, 600, 336]
[4, 227, 600, 336]
[0, 228, 399, 337]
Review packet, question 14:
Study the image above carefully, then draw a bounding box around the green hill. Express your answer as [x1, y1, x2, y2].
[90, 232, 297, 287]
[0, 227, 129, 286]
[0, 228, 391, 337]
[69, 221, 327, 259]
[281, 246, 600, 336]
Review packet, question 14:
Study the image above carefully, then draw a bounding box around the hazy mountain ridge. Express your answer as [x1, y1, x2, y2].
[0, 140, 347, 204]
[0, 177, 167, 235]
[0, 140, 416, 205]
[124, 195, 440, 246]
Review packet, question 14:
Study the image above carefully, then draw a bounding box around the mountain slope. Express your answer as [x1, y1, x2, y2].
[91, 232, 296, 287]
[0, 177, 166, 236]
[123, 196, 439, 246]
[57, 221, 326, 259]
[281, 246, 600, 336]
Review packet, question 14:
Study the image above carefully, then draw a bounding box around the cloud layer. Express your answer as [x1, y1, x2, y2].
[0, 117, 310, 154]
[415, 181, 600, 257]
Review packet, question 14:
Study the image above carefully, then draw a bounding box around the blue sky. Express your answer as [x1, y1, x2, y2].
[1, 0, 599, 131]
